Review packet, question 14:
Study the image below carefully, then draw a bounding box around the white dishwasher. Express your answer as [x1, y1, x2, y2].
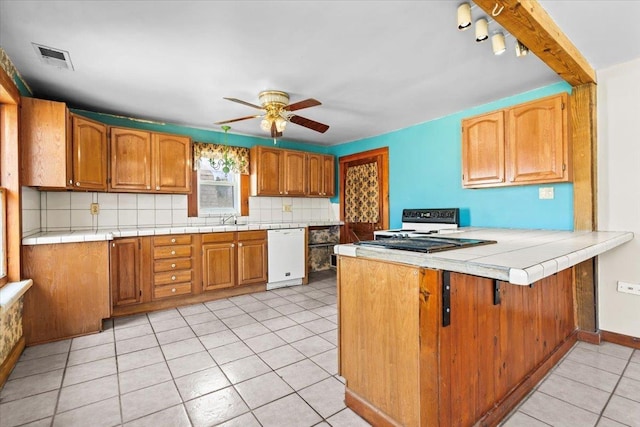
[267, 228, 306, 290]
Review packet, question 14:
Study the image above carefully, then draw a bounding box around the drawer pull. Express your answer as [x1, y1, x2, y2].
[171, 250, 176, 255]
[171, 275, 176, 281]
[238, 243, 243, 247]
[231, 243, 235, 248]
[171, 238, 176, 243]
[171, 263, 176, 268]
[75, 182, 80, 186]
[171, 288, 176, 293]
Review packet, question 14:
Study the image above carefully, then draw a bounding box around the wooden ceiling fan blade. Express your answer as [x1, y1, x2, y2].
[270, 121, 283, 138]
[223, 97, 264, 110]
[285, 98, 321, 112]
[214, 114, 262, 125]
[289, 115, 330, 133]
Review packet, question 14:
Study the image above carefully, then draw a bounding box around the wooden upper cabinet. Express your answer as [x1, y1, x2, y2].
[283, 150, 307, 196]
[461, 93, 570, 188]
[250, 146, 284, 196]
[462, 111, 506, 187]
[308, 153, 336, 197]
[251, 146, 333, 197]
[110, 128, 152, 191]
[153, 133, 191, 193]
[21, 97, 107, 190]
[507, 94, 570, 184]
[72, 116, 108, 190]
[110, 127, 192, 193]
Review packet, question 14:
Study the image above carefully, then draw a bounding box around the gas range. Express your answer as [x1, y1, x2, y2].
[374, 208, 461, 239]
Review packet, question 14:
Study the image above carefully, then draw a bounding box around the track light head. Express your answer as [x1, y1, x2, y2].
[457, 3, 472, 30]
[515, 40, 530, 57]
[475, 18, 489, 42]
[492, 32, 506, 55]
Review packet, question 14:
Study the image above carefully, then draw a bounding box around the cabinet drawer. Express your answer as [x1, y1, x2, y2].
[154, 258, 192, 273]
[154, 245, 192, 259]
[153, 283, 192, 299]
[154, 270, 193, 286]
[202, 232, 235, 244]
[154, 235, 192, 246]
[238, 230, 267, 241]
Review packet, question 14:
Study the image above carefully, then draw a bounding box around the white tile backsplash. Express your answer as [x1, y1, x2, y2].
[22, 190, 338, 237]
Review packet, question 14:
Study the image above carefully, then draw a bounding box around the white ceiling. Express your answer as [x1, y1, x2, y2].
[1, 1, 639, 146]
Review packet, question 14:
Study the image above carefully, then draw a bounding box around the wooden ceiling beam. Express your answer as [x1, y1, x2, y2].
[473, 0, 596, 85]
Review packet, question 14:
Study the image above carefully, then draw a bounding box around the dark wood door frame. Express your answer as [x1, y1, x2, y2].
[338, 147, 389, 243]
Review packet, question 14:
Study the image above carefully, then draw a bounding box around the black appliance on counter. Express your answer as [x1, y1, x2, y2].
[361, 208, 496, 253]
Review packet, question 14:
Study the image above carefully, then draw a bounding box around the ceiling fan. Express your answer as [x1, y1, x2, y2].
[215, 90, 330, 138]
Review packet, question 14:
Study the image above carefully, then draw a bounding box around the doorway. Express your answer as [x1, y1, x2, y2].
[339, 147, 389, 243]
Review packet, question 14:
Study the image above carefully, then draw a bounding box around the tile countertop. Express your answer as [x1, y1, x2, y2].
[334, 227, 634, 286]
[22, 221, 343, 246]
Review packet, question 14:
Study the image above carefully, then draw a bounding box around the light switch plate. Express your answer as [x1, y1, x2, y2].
[539, 187, 554, 200]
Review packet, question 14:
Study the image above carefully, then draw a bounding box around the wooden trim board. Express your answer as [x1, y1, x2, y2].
[0, 336, 24, 387]
[601, 330, 640, 350]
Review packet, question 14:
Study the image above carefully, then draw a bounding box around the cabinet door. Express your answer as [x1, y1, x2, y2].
[153, 133, 192, 193]
[110, 128, 152, 191]
[283, 150, 307, 196]
[322, 155, 335, 197]
[307, 153, 323, 196]
[252, 146, 283, 196]
[110, 238, 141, 307]
[72, 116, 108, 190]
[21, 97, 72, 188]
[202, 242, 236, 291]
[237, 239, 267, 286]
[507, 94, 569, 184]
[462, 111, 505, 187]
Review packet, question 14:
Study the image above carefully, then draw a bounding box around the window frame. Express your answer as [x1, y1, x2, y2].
[0, 188, 6, 286]
[195, 158, 241, 217]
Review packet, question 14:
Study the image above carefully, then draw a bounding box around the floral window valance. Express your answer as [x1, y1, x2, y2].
[193, 142, 250, 175]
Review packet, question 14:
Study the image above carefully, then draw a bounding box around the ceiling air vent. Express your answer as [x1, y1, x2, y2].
[32, 43, 74, 70]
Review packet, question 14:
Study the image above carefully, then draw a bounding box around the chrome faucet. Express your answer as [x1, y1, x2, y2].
[220, 214, 237, 225]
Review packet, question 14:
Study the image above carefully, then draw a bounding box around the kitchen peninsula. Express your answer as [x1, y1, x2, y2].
[334, 228, 633, 426]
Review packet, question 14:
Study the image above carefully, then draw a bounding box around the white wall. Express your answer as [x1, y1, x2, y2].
[597, 57, 640, 338]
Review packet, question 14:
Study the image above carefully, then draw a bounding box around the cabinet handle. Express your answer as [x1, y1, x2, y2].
[231, 243, 235, 248]
[171, 288, 176, 293]
[171, 275, 176, 281]
[238, 243, 243, 247]
[75, 182, 80, 186]
[171, 263, 176, 268]
[147, 186, 151, 189]
[156, 186, 160, 190]
[171, 238, 176, 243]
[285, 191, 288, 194]
[279, 191, 283, 194]
[171, 250, 176, 255]
[69, 179, 73, 185]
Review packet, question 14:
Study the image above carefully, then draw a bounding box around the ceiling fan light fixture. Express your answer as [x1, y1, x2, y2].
[260, 118, 271, 132]
[275, 116, 287, 132]
[457, 3, 472, 30]
[258, 90, 289, 108]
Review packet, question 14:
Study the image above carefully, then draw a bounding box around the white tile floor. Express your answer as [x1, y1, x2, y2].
[1, 270, 639, 427]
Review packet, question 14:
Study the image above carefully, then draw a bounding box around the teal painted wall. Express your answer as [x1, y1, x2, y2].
[328, 82, 574, 230]
[71, 109, 331, 154]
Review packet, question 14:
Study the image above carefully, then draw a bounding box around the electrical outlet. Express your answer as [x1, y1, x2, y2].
[539, 187, 554, 200]
[282, 204, 292, 212]
[617, 281, 640, 296]
[90, 203, 100, 215]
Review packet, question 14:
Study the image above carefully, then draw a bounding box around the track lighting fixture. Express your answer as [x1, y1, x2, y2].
[491, 32, 506, 55]
[457, 3, 472, 30]
[475, 18, 488, 42]
[515, 40, 529, 57]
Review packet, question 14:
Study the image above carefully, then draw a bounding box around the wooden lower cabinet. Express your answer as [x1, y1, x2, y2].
[22, 242, 110, 345]
[337, 256, 576, 427]
[202, 232, 236, 291]
[111, 231, 268, 317]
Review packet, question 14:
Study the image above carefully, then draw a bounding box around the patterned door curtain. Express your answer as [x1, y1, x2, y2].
[193, 142, 250, 174]
[344, 162, 380, 223]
